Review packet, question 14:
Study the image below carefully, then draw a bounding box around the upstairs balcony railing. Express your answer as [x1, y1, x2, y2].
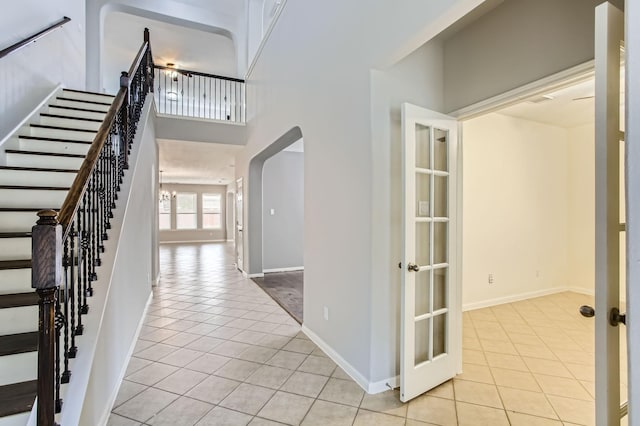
[154, 65, 245, 123]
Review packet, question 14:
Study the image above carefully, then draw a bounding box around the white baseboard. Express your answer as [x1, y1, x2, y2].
[462, 287, 569, 311]
[566, 286, 594, 296]
[301, 325, 395, 394]
[263, 266, 304, 273]
[97, 292, 153, 426]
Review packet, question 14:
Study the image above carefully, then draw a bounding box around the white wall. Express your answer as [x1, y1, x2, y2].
[462, 113, 570, 309]
[262, 150, 303, 271]
[442, 0, 624, 112]
[568, 123, 595, 294]
[237, 0, 483, 390]
[0, 1, 86, 142]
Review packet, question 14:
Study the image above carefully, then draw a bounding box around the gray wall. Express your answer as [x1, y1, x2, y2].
[443, 0, 624, 112]
[159, 183, 227, 243]
[262, 150, 304, 270]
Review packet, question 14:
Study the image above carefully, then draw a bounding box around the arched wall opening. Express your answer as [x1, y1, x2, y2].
[247, 126, 304, 275]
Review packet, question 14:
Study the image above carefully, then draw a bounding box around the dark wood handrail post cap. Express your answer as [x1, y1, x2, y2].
[120, 71, 130, 88]
[144, 27, 150, 42]
[36, 209, 59, 225]
[32, 213, 62, 290]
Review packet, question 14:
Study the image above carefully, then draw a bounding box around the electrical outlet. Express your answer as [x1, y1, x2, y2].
[323, 306, 329, 321]
[488, 273, 494, 284]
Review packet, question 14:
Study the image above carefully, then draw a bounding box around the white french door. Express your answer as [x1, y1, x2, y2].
[592, 3, 627, 425]
[400, 103, 460, 402]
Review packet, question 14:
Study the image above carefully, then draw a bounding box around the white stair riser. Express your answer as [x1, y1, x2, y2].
[0, 213, 39, 234]
[61, 90, 115, 104]
[19, 139, 90, 156]
[0, 189, 66, 209]
[47, 107, 106, 121]
[39, 116, 101, 132]
[0, 238, 30, 261]
[0, 306, 37, 335]
[54, 98, 110, 112]
[0, 269, 31, 294]
[0, 352, 37, 387]
[0, 411, 31, 426]
[6, 153, 84, 169]
[27, 127, 95, 142]
[0, 169, 76, 187]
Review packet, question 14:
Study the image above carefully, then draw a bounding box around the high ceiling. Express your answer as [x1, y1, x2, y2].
[158, 139, 242, 186]
[102, 11, 238, 93]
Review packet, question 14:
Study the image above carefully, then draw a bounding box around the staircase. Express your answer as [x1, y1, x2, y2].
[0, 88, 114, 426]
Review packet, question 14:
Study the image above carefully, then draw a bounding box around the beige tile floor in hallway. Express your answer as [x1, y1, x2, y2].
[109, 243, 613, 426]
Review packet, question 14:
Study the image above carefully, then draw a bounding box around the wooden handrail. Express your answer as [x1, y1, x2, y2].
[57, 40, 149, 231]
[155, 64, 245, 83]
[0, 16, 71, 59]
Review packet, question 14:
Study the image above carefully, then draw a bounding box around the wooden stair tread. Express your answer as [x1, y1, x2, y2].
[62, 88, 115, 98]
[49, 105, 108, 114]
[0, 380, 37, 418]
[0, 260, 31, 270]
[0, 232, 31, 238]
[30, 124, 97, 133]
[0, 165, 79, 173]
[40, 113, 103, 123]
[0, 293, 38, 309]
[5, 149, 85, 159]
[19, 135, 92, 145]
[56, 96, 112, 106]
[0, 332, 38, 356]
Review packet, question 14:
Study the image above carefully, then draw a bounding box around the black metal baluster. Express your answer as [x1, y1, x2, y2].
[69, 223, 77, 356]
[80, 196, 89, 316]
[76, 207, 85, 334]
[61, 236, 71, 381]
[54, 291, 63, 413]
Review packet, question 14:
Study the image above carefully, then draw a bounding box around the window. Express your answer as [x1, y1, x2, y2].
[176, 193, 197, 229]
[159, 198, 171, 230]
[202, 193, 222, 229]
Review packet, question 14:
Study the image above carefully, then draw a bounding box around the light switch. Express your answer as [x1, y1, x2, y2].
[270, 209, 275, 215]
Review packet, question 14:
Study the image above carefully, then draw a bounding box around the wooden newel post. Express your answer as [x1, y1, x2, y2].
[32, 210, 62, 426]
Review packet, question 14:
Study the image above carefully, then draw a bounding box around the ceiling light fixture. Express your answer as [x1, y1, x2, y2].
[166, 62, 179, 82]
[159, 170, 171, 202]
[166, 91, 178, 101]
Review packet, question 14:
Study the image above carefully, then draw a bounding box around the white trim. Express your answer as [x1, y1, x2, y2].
[263, 266, 304, 273]
[0, 84, 62, 146]
[159, 239, 227, 244]
[449, 61, 595, 121]
[242, 271, 264, 278]
[246, 0, 288, 78]
[463, 287, 575, 312]
[96, 292, 153, 426]
[301, 325, 371, 393]
[368, 375, 400, 394]
[155, 113, 246, 126]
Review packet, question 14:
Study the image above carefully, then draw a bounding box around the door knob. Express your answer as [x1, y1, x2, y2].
[610, 307, 626, 326]
[407, 263, 420, 272]
[579, 305, 595, 318]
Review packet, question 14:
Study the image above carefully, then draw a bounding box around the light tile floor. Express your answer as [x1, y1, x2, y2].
[110, 243, 617, 426]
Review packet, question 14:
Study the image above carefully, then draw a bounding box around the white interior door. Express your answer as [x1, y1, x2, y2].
[236, 178, 244, 271]
[592, 3, 626, 424]
[400, 103, 460, 402]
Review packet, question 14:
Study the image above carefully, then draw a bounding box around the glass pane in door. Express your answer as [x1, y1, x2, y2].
[416, 173, 431, 217]
[434, 128, 448, 171]
[433, 314, 447, 357]
[434, 222, 448, 264]
[416, 222, 431, 266]
[415, 319, 430, 365]
[416, 124, 431, 169]
[415, 271, 431, 316]
[434, 176, 448, 217]
[433, 268, 447, 311]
